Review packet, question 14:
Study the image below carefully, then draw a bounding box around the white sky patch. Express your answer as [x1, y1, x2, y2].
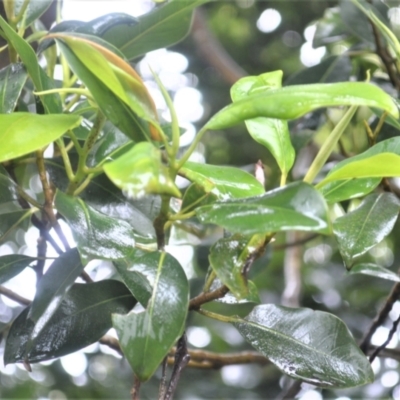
[187, 326, 211, 348]
[60, 352, 88, 377]
[257, 9, 282, 33]
[300, 41, 326, 67]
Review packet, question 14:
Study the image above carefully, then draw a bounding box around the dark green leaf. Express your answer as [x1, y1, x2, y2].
[231, 71, 295, 180]
[205, 82, 398, 130]
[313, 8, 347, 47]
[234, 304, 373, 388]
[0, 63, 28, 113]
[0, 15, 61, 113]
[104, 142, 181, 199]
[113, 252, 189, 382]
[54, 191, 136, 264]
[27, 249, 83, 343]
[333, 193, 400, 267]
[209, 234, 266, 299]
[181, 183, 217, 213]
[196, 182, 331, 235]
[0, 209, 32, 243]
[349, 263, 400, 282]
[180, 162, 264, 200]
[0, 255, 36, 285]
[105, 0, 210, 60]
[0, 167, 19, 205]
[4, 280, 136, 364]
[15, 0, 52, 27]
[286, 56, 352, 85]
[0, 113, 82, 163]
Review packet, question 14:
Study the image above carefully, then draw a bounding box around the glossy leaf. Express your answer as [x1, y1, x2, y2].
[319, 177, 381, 204]
[181, 183, 217, 213]
[51, 34, 160, 141]
[231, 71, 295, 180]
[113, 252, 189, 382]
[180, 162, 264, 200]
[209, 234, 266, 299]
[234, 304, 373, 388]
[0, 63, 28, 113]
[196, 182, 331, 235]
[104, 142, 181, 199]
[333, 193, 400, 267]
[210, 278, 260, 304]
[317, 137, 400, 186]
[105, 0, 210, 60]
[0, 209, 32, 243]
[15, 0, 52, 27]
[0, 167, 19, 205]
[0, 113, 81, 163]
[54, 191, 136, 264]
[205, 82, 398, 130]
[0, 255, 36, 285]
[349, 263, 400, 282]
[0, 16, 61, 113]
[27, 249, 84, 343]
[4, 280, 136, 364]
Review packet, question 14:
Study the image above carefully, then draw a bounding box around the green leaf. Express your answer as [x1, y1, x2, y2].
[317, 138, 400, 186]
[349, 263, 400, 282]
[104, 142, 181, 199]
[319, 177, 381, 204]
[54, 191, 136, 264]
[105, 0, 210, 60]
[0, 63, 28, 113]
[0, 209, 32, 243]
[333, 193, 400, 267]
[27, 249, 84, 343]
[0, 167, 19, 205]
[205, 82, 399, 130]
[113, 252, 189, 382]
[196, 182, 331, 235]
[0, 113, 82, 163]
[15, 0, 52, 27]
[234, 304, 374, 388]
[211, 279, 260, 304]
[181, 183, 217, 213]
[0, 15, 61, 113]
[4, 280, 136, 364]
[0, 255, 36, 285]
[180, 162, 264, 200]
[209, 234, 266, 299]
[54, 39, 157, 142]
[231, 71, 295, 180]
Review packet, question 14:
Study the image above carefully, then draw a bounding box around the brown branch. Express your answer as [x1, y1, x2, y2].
[276, 380, 302, 400]
[369, 345, 400, 361]
[273, 233, 318, 251]
[191, 9, 246, 85]
[0, 286, 31, 306]
[189, 285, 229, 310]
[360, 281, 400, 354]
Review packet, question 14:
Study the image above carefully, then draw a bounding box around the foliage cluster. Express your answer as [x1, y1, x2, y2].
[2, 0, 400, 399]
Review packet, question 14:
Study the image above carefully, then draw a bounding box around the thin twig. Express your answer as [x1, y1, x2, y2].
[369, 313, 400, 363]
[0, 286, 31, 306]
[273, 234, 318, 251]
[159, 357, 169, 400]
[189, 285, 229, 310]
[276, 380, 303, 400]
[131, 375, 141, 400]
[360, 282, 400, 354]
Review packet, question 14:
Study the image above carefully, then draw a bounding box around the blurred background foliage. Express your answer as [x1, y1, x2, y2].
[2, 0, 400, 399]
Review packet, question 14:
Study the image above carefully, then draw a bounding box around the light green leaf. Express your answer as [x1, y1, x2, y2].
[349, 263, 400, 282]
[104, 0, 211, 60]
[113, 252, 189, 382]
[0, 63, 27, 113]
[104, 142, 181, 199]
[333, 193, 400, 266]
[180, 162, 264, 200]
[231, 71, 295, 181]
[210, 278, 260, 304]
[196, 182, 331, 235]
[206, 82, 398, 130]
[317, 137, 400, 186]
[54, 191, 136, 264]
[0, 113, 82, 163]
[234, 304, 374, 388]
